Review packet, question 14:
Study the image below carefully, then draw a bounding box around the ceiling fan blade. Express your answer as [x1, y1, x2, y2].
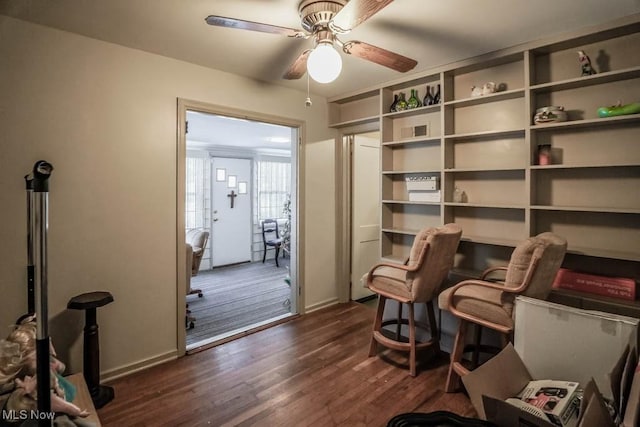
[283, 50, 311, 80]
[205, 15, 308, 38]
[342, 40, 417, 72]
[330, 0, 394, 33]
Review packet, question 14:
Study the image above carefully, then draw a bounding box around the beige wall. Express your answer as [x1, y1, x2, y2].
[0, 16, 338, 377]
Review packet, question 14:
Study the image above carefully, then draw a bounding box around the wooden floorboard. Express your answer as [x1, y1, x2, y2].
[98, 302, 476, 426]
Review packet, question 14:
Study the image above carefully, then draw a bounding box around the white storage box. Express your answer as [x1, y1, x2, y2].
[408, 190, 440, 202]
[514, 296, 639, 399]
[405, 176, 439, 191]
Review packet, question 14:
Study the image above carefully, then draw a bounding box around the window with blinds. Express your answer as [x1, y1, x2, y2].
[255, 159, 291, 222]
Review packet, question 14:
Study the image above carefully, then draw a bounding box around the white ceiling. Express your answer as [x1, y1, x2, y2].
[1, 0, 639, 100]
[186, 110, 293, 156]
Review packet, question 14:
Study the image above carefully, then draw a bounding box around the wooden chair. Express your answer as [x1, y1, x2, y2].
[261, 218, 283, 267]
[439, 232, 567, 392]
[365, 223, 462, 376]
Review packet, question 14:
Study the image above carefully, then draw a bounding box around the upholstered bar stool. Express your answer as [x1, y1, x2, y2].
[439, 232, 567, 392]
[365, 223, 462, 376]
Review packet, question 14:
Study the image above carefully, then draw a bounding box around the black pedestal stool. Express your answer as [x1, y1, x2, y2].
[67, 291, 115, 409]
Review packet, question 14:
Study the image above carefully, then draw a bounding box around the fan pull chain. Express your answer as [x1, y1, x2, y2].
[305, 73, 312, 107]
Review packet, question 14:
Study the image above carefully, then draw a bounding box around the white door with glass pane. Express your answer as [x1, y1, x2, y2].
[211, 157, 252, 267]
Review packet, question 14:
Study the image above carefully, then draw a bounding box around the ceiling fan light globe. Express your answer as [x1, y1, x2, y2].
[307, 43, 342, 84]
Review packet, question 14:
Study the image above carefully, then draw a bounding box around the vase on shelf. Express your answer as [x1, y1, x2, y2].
[407, 89, 421, 109]
[433, 84, 441, 104]
[423, 86, 434, 106]
[389, 94, 399, 112]
[396, 92, 408, 111]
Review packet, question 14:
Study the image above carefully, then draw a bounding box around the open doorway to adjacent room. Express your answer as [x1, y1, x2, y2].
[178, 102, 300, 353]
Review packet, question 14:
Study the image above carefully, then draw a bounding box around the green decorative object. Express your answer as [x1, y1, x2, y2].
[396, 92, 408, 111]
[407, 89, 421, 109]
[597, 102, 640, 118]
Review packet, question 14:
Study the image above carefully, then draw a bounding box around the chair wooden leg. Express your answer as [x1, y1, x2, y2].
[262, 244, 266, 263]
[369, 296, 386, 357]
[471, 324, 483, 369]
[445, 319, 468, 393]
[395, 302, 403, 341]
[275, 246, 280, 267]
[408, 303, 417, 377]
[426, 301, 440, 354]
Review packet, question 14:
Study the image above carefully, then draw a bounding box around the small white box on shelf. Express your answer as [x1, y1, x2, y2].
[408, 190, 441, 202]
[405, 176, 439, 191]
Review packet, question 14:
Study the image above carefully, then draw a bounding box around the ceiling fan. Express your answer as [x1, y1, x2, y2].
[205, 0, 417, 83]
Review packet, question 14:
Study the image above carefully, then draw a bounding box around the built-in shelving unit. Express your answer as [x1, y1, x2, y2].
[329, 16, 640, 277]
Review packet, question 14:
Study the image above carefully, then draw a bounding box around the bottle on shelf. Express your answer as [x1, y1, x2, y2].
[389, 94, 399, 112]
[423, 85, 434, 106]
[453, 187, 467, 203]
[407, 89, 422, 109]
[396, 92, 408, 111]
[433, 84, 441, 104]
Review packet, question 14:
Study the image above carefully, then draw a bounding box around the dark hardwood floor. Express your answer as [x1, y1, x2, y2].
[98, 302, 475, 426]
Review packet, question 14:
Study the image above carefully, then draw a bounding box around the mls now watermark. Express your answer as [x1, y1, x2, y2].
[2, 409, 56, 422]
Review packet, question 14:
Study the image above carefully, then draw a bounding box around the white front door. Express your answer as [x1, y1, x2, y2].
[211, 157, 252, 267]
[350, 133, 381, 300]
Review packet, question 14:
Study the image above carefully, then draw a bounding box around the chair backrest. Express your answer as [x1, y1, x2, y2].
[262, 219, 279, 242]
[186, 229, 209, 274]
[187, 229, 209, 252]
[503, 232, 567, 305]
[407, 223, 463, 302]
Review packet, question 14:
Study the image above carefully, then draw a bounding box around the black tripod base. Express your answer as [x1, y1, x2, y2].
[91, 384, 115, 409]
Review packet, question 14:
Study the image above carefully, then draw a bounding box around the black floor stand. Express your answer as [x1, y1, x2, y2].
[67, 291, 115, 409]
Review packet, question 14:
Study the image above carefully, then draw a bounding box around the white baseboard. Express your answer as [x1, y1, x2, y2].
[101, 350, 178, 383]
[304, 297, 340, 313]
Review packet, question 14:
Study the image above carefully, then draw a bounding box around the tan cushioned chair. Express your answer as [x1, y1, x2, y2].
[365, 223, 462, 376]
[439, 232, 567, 392]
[186, 229, 209, 277]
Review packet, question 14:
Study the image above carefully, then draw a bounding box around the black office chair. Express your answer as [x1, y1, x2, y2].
[262, 218, 283, 267]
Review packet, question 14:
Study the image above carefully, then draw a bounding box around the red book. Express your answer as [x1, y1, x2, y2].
[552, 268, 637, 301]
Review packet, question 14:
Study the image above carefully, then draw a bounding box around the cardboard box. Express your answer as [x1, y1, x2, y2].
[462, 298, 640, 427]
[552, 268, 636, 301]
[463, 344, 618, 427]
[514, 296, 638, 398]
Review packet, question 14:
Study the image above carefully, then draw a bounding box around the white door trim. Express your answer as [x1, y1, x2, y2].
[335, 122, 380, 303]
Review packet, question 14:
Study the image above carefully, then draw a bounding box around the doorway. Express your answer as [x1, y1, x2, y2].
[177, 100, 302, 353]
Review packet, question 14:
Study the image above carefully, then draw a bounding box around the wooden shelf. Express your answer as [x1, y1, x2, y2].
[382, 199, 440, 206]
[444, 128, 525, 140]
[530, 114, 640, 131]
[382, 104, 441, 119]
[329, 16, 640, 284]
[530, 66, 640, 92]
[328, 115, 379, 128]
[444, 167, 526, 173]
[444, 89, 525, 108]
[445, 202, 526, 210]
[382, 136, 441, 146]
[381, 227, 420, 236]
[530, 162, 640, 170]
[531, 205, 640, 214]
